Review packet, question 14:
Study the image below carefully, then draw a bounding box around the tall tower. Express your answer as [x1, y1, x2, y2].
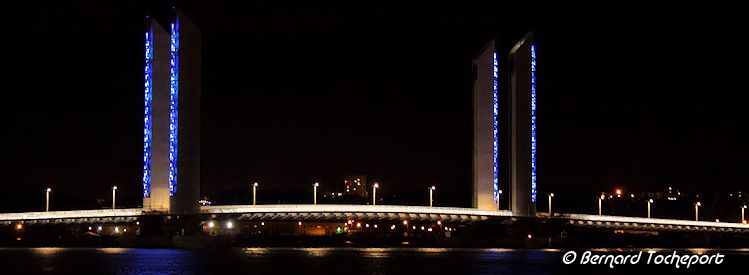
[472, 40, 500, 211]
[142, 10, 201, 215]
[509, 33, 537, 216]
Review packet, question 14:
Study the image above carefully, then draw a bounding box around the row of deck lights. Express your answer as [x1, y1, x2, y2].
[548, 190, 748, 223]
[250, 182, 439, 207]
[42, 186, 120, 212]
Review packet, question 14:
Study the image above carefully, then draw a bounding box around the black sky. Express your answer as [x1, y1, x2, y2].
[1, 1, 747, 212]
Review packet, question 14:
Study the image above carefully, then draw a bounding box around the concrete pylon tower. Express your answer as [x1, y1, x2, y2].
[472, 40, 501, 211]
[509, 32, 537, 216]
[142, 9, 201, 215]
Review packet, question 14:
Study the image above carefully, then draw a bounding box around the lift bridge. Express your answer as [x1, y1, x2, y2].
[4, 13, 748, 246]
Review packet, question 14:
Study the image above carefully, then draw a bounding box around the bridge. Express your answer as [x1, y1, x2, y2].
[3, 205, 748, 234]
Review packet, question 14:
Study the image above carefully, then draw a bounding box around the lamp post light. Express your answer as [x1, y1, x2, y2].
[548, 193, 554, 215]
[647, 199, 653, 219]
[45, 188, 52, 212]
[598, 195, 604, 216]
[429, 186, 436, 207]
[252, 182, 258, 206]
[372, 183, 379, 206]
[695, 202, 701, 221]
[313, 182, 319, 205]
[112, 186, 117, 209]
[498, 189, 503, 210]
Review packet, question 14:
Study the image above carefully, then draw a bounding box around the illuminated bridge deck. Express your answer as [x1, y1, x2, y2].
[0, 208, 142, 225]
[201, 205, 514, 222]
[558, 213, 749, 233]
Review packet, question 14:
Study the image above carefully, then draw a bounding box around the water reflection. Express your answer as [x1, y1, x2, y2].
[98, 247, 129, 254]
[361, 248, 391, 259]
[32, 247, 64, 256]
[2, 247, 747, 274]
[296, 247, 331, 257]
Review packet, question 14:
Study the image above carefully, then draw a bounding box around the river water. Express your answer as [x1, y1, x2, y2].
[1, 247, 746, 274]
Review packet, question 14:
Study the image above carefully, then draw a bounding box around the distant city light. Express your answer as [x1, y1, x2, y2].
[226, 221, 233, 229]
[208, 221, 215, 228]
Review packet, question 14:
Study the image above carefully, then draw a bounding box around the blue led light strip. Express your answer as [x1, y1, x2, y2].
[492, 51, 499, 204]
[168, 18, 180, 196]
[142, 25, 153, 198]
[530, 44, 537, 203]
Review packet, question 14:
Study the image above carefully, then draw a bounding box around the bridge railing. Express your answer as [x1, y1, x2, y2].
[558, 213, 749, 229]
[0, 208, 143, 221]
[201, 204, 513, 217]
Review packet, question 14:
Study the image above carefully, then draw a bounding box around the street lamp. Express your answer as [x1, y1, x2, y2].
[45, 188, 52, 212]
[598, 195, 604, 216]
[252, 182, 258, 206]
[498, 190, 503, 210]
[313, 182, 319, 205]
[647, 199, 653, 219]
[742, 205, 746, 224]
[548, 193, 554, 215]
[695, 202, 701, 221]
[112, 186, 117, 209]
[429, 186, 436, 207]
[372, 183, 379, 206]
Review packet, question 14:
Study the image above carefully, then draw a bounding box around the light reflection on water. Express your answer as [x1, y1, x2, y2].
[2, 247, 747, 274]
[98, 247, 130, 254]
[32, 247, 64, 255]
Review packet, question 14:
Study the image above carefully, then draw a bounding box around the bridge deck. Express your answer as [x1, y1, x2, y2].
[1, 207, 748, 233]
[201, 204, 514, 222]
[559, 213, 749, 233]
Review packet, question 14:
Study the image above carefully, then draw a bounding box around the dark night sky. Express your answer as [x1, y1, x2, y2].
[1, 1, 747, 212]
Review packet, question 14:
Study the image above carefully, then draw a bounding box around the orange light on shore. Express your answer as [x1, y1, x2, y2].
[16, 224, 22, 230]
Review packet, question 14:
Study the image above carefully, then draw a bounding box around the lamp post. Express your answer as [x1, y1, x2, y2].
[429, 186, 436, 207]
[313, 182, 319, 205]
[647, 199, 653, 219]
[372, 183, 379, 206]
[548, 193, 554, 215]
[695, 202, 701, 221]
[112, 186, 117, 209]
[498, 189, 503, 210]
[45, 188, 51, 212]
[252, 182, 258, 206]
[742, 205, 746, 223]
[598, 195, 604, 216]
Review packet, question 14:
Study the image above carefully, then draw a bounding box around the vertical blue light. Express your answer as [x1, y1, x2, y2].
[168, 17, 180, 197]
[492, 51, 499, 204]
[530, 44, 537, 203]
[142, 24, 153, 198]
